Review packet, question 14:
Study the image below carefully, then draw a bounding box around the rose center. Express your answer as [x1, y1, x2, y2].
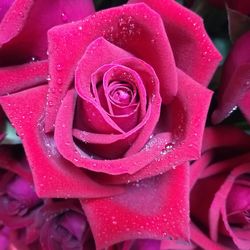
[110, 86, 132, 106]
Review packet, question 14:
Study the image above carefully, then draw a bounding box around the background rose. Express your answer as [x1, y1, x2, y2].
[31, 199, 94, 250]
[0, 145, 43, 249]
[0, 0, 94, 66]
[0, 0, 221, 248]
[190, 126, 250, 249]
[0, 0, 94, 96]
[0, 225, 10, 250]
[212, 31, 250, 124]
[0, 144, 94, 249]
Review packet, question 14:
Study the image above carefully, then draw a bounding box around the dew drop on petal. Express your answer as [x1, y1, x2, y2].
[61, 12, 68, 22]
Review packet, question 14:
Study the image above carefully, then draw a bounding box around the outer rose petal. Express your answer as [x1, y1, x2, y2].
[212, 31, 250, 124]
[128, 0, 222, 86]
[81, 164, 189, 250]
[0, 0, 94, 66]
[0, 85, 124, 198]
[45, 3, 177, 131]
[0, 60, 48, 95]
[239, 91, 250, 123]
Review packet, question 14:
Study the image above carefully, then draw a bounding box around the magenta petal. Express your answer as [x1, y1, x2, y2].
[0, 0, 95, 66]
[0, 0, 14, 22]
[190, 224, 230, 250]
[209, 165, 250, 249]
[0, 60, 48, 95]
[6, 176, 40, 208]
[81, 164, 190, 250]
[239, 90, 250, 123]
[202, 126, 250, 153]
[45, 3, 177, 131]
[227, 181, 250, 224]
[128, 0, 222, 86]
[0, 86, 124, 198]
[212, 31, 250, 124]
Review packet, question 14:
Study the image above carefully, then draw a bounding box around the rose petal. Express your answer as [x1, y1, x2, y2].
[0, 0, 94, 66]
[209, 164, 250, 249]
[0, 0, 14, 22]
[239, 90, 250, 123]
[0, 85, 124, 198]
[0, 60, 48, 95]
[45, 3, 177, 131]
[212, 31, 250, 124]
[202, 126, 250, 153]
[128, 0, 222, 86]
[81, 164, 190, 250]
[190, 223, 230, 250]
[227, 180, 250, 223]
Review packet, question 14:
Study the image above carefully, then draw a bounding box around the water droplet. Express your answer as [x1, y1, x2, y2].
[228, 106, 237, 115]
[46, 74, 51, 81]
[78, 25, 83, 31]
[61, 12, 68, 22]
[245, 80, 250, 87]
[57, 78, 63, 85]
[56, 64, 62, 71]
[19, 11, 24, 18]
[160, 142, 174, 155]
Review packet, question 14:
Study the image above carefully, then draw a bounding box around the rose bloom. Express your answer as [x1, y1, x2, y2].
[190, 126, 250, 250]
[0, 0, 221, 248]
[212, 31, 250, 124]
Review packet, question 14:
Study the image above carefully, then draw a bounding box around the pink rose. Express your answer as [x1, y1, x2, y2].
[212, 31, 250, 124]
[0, 0, 221, 248]
[190, 126, 250, 249]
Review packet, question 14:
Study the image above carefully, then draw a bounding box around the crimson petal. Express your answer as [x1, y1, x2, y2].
[81, 164, 190, 250]
[128, 0, 222, 86]
[0, 0, 94, 66]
